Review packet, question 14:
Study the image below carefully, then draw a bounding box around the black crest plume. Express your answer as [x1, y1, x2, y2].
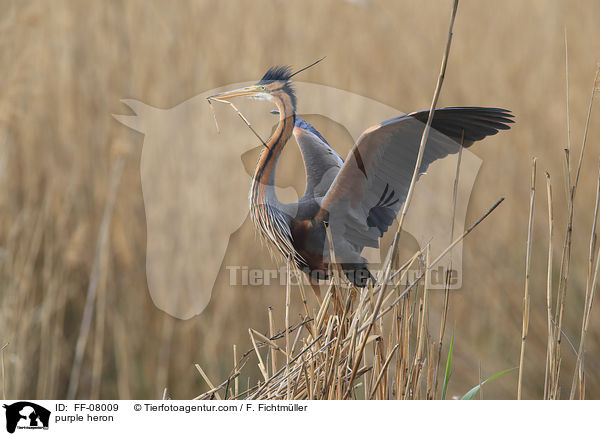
[258, 57, 326, 111]
[260, 65, 293, 83]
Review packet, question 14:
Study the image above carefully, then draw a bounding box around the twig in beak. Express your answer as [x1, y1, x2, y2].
[208, 99, 220, 134]
[207, 97, 268, 149]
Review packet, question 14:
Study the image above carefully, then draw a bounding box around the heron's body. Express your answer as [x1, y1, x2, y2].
[209, 65, 514, 287]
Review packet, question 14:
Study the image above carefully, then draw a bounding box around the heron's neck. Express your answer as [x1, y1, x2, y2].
[250, 93, 295, 209]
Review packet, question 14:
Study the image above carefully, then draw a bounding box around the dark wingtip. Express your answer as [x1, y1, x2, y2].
[411, 106, 516, 143]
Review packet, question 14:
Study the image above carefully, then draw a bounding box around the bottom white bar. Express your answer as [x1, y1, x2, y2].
[1, 400, 596, 435]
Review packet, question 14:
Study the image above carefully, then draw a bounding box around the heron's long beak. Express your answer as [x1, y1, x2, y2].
[207, 85, 263, 101]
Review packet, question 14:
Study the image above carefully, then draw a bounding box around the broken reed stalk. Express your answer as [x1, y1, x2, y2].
[565, 29, 572, 167]
[195, 363, 222, 400]
[1, 342, 7, 400]
[544, 172, 555, 399]
[268, 307, 277, 376]
[553, 161, 573, 398]
[573, 65, 600, 190]
[285, 256, 292, 399]
[552, 33, 574, 396]
[395, 0, 459, 243]
[518, 158, 536, 400]
[291, 265, 316, 337]
[233, 345, 239, 398]
[369, 344, 399, 399]
[413, 246, 431, 389]
[249, 329, 269, 382]
[434, 131, 464, 397]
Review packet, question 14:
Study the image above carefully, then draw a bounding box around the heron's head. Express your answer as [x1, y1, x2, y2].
[208, 65, 297, 111]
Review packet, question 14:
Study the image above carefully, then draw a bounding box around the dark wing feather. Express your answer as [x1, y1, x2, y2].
[408, 107, 513, 144]
[317, 107, 513, 264]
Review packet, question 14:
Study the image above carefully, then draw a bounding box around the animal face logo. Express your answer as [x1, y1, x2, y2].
[114, 82, 481, 319]
[3, 402, 50, 433]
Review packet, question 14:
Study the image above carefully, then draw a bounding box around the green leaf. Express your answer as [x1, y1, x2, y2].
[460, 367, 517, 400]
[441, 329, 455, 400]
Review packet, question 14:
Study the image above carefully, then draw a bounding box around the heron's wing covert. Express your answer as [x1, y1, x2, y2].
[294, 118, 344, 199]
[317, 107, 514, 259]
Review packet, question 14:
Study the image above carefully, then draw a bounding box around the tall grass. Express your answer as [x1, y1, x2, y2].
[194, 200, 509, 399]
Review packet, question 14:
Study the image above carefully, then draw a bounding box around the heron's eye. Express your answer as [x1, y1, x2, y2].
[259, 85, 266, 91]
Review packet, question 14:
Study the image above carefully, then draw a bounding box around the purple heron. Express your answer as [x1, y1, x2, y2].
[208, 64, 513, 291]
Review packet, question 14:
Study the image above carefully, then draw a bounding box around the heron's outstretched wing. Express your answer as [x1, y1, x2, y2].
[293, 117, 344, 199]
[317, 107, 514, 261]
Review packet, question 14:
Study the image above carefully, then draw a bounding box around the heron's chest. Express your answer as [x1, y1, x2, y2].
[290, 219, 329, 265]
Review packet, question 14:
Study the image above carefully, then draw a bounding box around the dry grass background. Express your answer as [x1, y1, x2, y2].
[1, 0, 600, 400]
